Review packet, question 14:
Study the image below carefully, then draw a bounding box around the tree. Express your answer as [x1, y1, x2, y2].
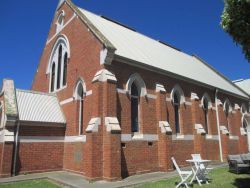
[221, 0, 250, 62]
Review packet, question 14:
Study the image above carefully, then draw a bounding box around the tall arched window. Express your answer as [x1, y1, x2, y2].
[173, 92, 180, 134]
[76, 82, 84, 135]
[48, 36, 70, 92]
[243, 117, 248, 133]
[57, 45, 62, 89]
[74, 79, 86, 135]
[50, 63, 56, 92]
[224, 99, 232, 131]
[126, 73, 146, 134]
[203, 98, 209, 133]
[131, 82, 139, 133]
[63, 52, 68, 86]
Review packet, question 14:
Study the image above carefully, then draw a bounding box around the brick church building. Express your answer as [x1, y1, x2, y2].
[0, 0, 249, 180]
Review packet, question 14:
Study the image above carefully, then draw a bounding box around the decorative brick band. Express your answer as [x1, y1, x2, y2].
[205, 135, 219, 140]
[172, 134, 194, 140]
[121, 134, 158, 141]
[229, 135, 239, 140]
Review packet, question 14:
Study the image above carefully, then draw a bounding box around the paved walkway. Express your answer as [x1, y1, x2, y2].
[0, 163, 227, 188]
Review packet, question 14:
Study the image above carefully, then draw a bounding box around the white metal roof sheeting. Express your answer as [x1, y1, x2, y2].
[16, 89, 66, 124]
[234, 79, 250, 95]
[79, 8, 248, 98]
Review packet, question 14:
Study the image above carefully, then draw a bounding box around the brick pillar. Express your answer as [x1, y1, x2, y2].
[191, 93, 206, 158]
[0, 129, 15, 178]
[156, 84, 172, 171]
[86, 69, 121, 181]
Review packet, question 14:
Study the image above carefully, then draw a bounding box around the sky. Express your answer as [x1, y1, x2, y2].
[0, 0, 249, 90]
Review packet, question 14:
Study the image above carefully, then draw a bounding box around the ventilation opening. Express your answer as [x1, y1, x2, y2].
[148, 142, 153, 147]
[121, 143, 126, 148]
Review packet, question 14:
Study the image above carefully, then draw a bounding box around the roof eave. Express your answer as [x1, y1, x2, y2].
[113, 54, 249, 100]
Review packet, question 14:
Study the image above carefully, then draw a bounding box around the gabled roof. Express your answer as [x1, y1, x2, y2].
[233, 79, 250, 95]
[16, 90, 66, 124]
[76, 7, 249, 99]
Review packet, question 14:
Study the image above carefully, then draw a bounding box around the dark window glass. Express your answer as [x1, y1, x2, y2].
[203, 98, 209, 133]
[78, 84, 84, 135]
[63, 53, 68, 86]
[57, 45, 62, 89]
[131, 82, 139, 132]
[174, 92, 180, 134]
[243, 119, 248, 133]
[51, 63, 55, 92]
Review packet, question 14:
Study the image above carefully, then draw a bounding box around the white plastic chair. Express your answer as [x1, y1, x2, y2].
[191, 154, 213, 178]
[171, 157, 193, 188]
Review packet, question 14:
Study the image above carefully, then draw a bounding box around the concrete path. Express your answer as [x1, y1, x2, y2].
[0, 163, 227, 188]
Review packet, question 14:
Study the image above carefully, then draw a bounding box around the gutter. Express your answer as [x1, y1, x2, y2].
[215, 89, 223, 162]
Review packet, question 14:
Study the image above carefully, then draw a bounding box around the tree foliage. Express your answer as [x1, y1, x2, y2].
[221, 0, 250, 62]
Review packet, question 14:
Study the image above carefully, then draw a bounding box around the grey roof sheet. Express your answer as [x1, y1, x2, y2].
[234, 79, 250, 95]
[79, 8, 248, 98]
[16, 89, 66, 124]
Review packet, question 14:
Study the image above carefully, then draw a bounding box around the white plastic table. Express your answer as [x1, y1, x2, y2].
[186, 159, 211, 186]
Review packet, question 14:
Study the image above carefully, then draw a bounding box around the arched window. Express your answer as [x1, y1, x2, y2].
[241, 104, 247, 115]
[224, 99, 232, 130]
[57, 45, 62, 89]
[173, 91, 180, 134]
[74, 79, 86, 135]
[77, 83, 84, 135]
[48, 36, 70, 92]
[171, 85, 184, 134]
[63, 52, 68, 86]
[243, 117, 248, 133]
[126, 73, 146, 134]
[203, 98, 209, 133]
[131, 82, 139, 133]
[50, 63, 56, 92]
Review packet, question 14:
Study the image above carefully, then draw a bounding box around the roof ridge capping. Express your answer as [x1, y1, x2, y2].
[193, 55, 250, 98]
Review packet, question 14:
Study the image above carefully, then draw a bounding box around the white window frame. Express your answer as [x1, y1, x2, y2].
[56, 10, 65, 33]
[48, 35, 70, 93]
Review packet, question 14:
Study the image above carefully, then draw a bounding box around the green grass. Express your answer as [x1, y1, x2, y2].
[0, 179, 61, 188]
[136, 167, 250, 188]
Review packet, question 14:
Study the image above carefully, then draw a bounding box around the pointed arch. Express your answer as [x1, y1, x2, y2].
[201, 93, 212, 109]
[223, 98, 232, 114]
[241, 103, 247, 114]
[73, 78, 86, 135]
[126, 73, 147, 97]
[73, 78, 86, 100]
[47, 35, 70, 92]
[170, 84, 185, 104]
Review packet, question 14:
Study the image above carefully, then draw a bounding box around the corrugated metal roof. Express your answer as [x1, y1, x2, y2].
[234, 79, 250, 95]
[79, 8, 248, 98]
[16, 89, 66, 124]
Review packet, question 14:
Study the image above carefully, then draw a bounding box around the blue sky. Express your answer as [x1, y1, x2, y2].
[0, 0, 249, 89]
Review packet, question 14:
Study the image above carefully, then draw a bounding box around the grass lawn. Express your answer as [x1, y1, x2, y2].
[0, 179, 61, 188]
[136, 167, 250, 188]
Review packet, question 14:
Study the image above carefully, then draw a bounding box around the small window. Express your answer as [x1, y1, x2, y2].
[224, 100, 231, 130]
[56, 11, 64, 32]
[131, 82, 139, 133]
[173, 92, 180, 134]
[77, 83, 84, 135]
[203, 98, 209, 133]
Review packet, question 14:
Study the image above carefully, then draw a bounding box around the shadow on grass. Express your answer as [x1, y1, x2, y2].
[233, 178, 250, 188]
